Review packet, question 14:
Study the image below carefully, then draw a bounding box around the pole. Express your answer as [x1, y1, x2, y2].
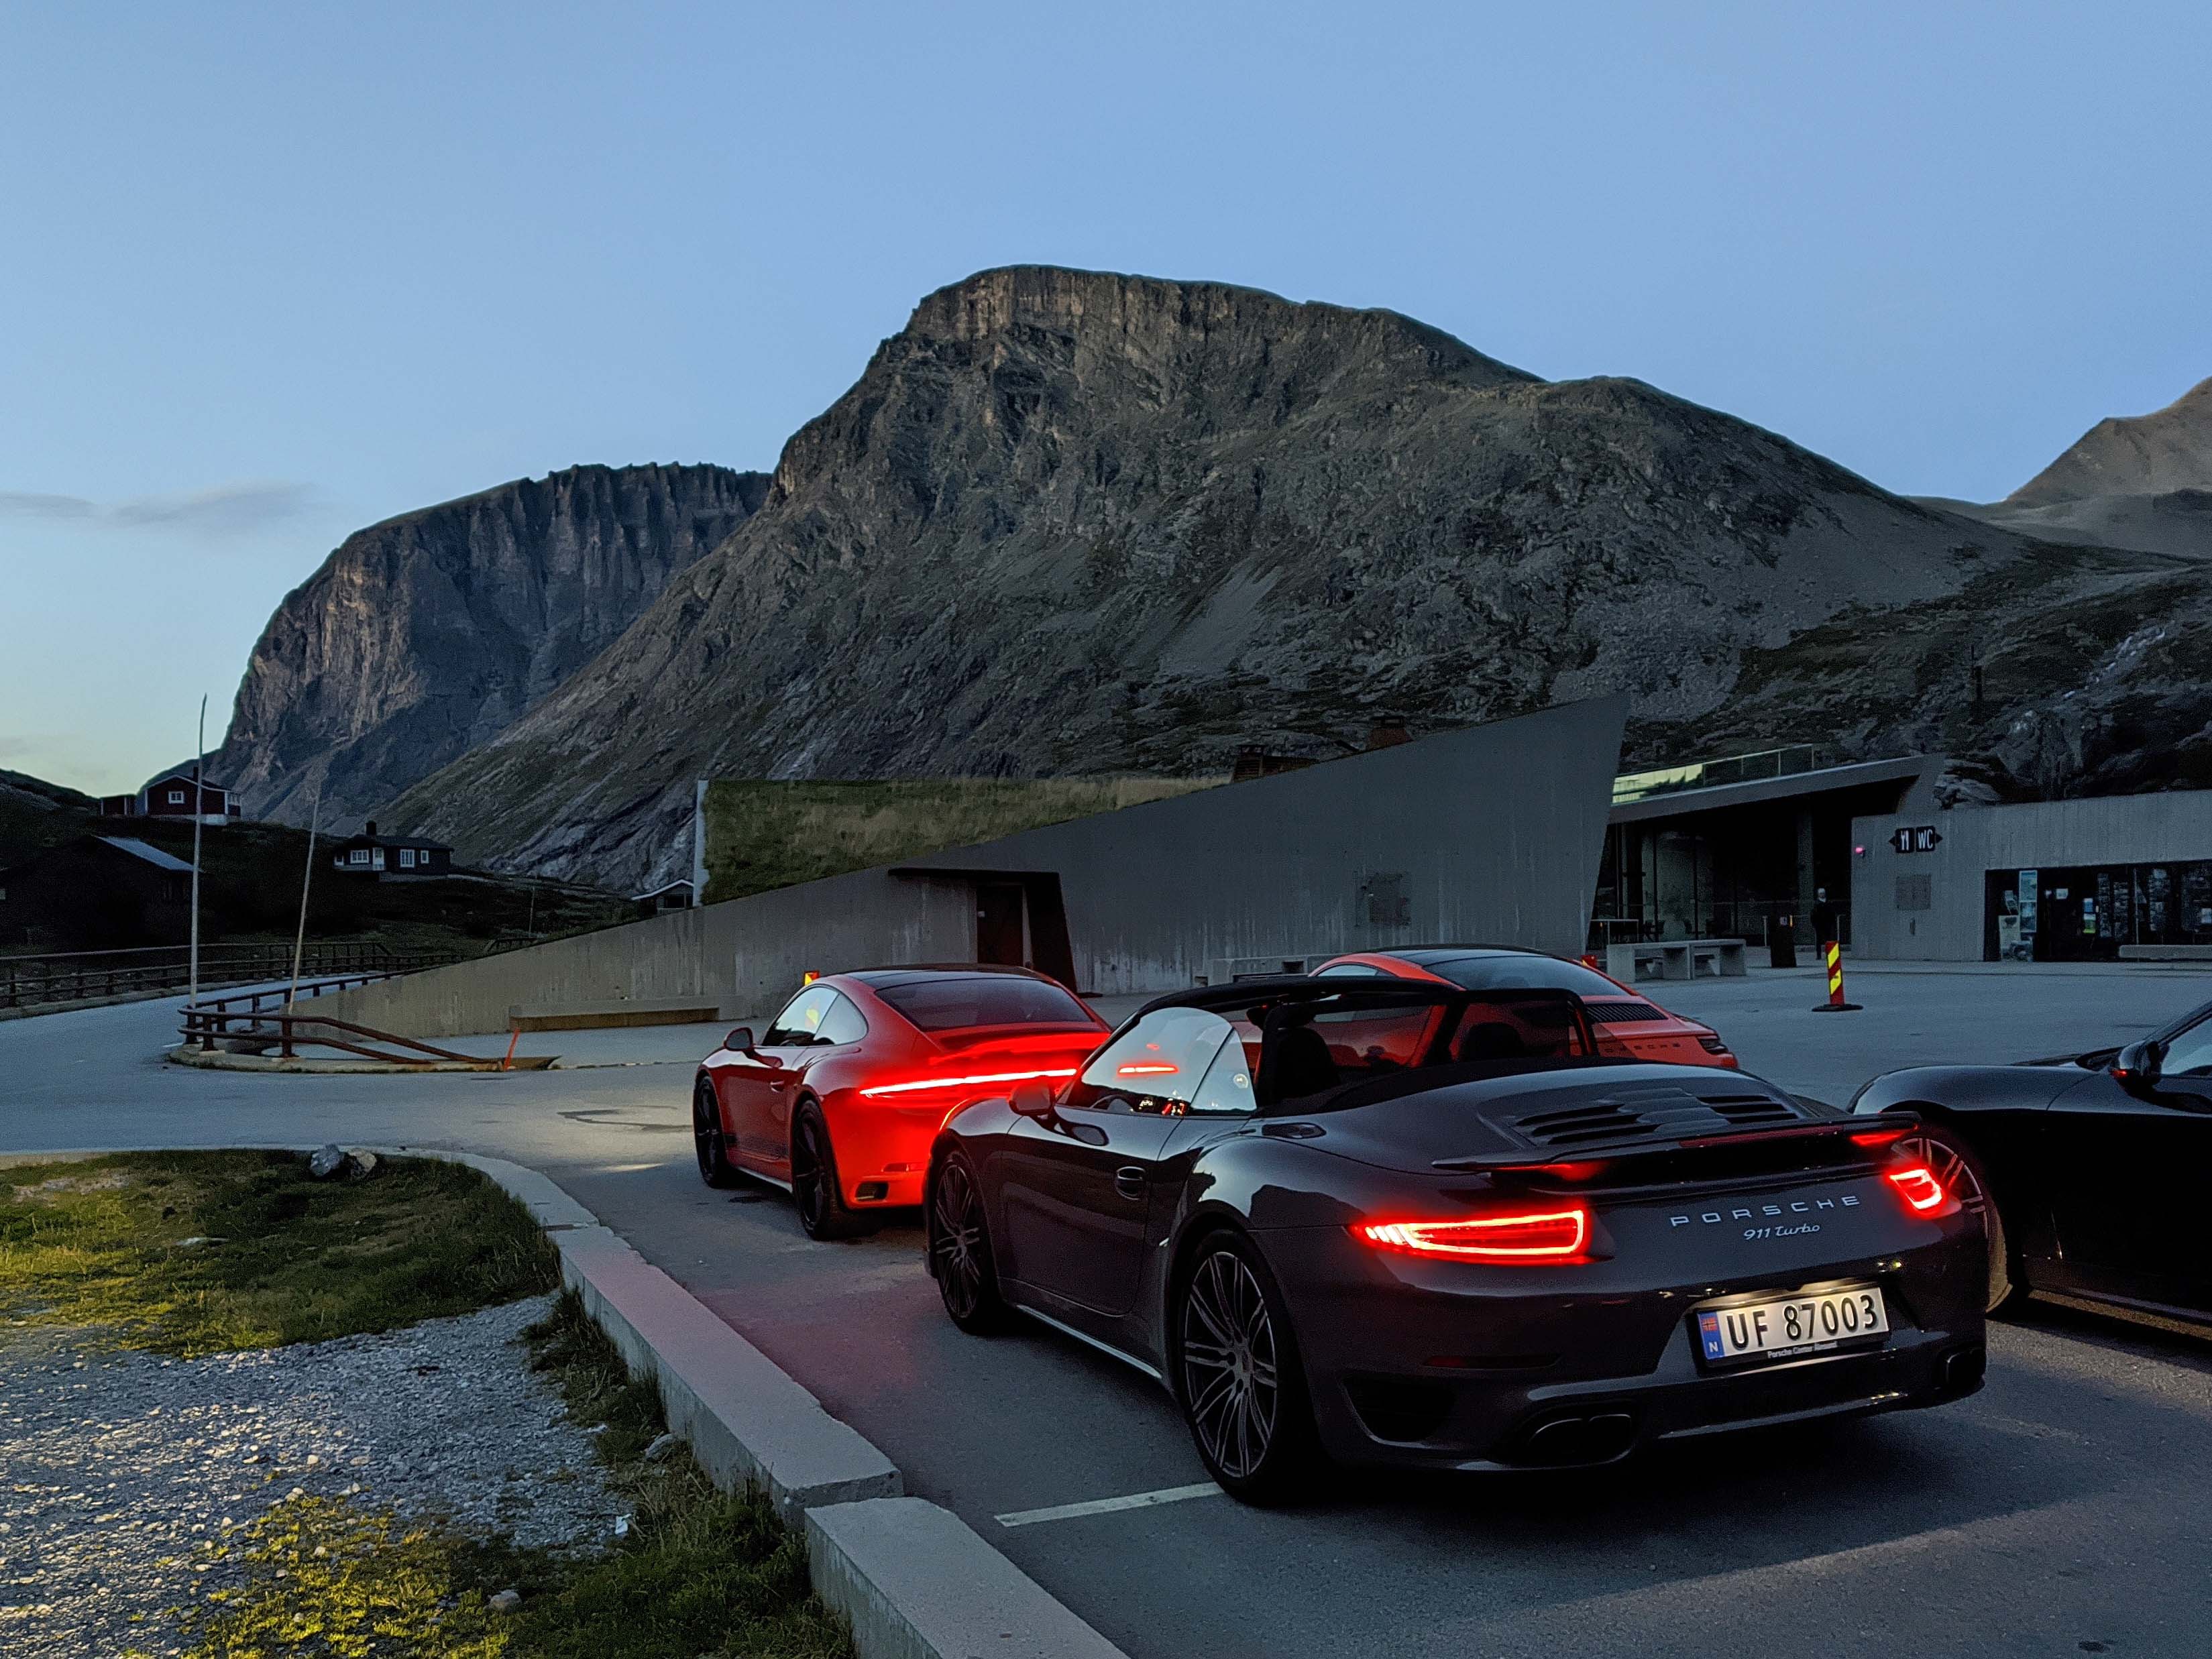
[285, 779, 324, 1015]
[1811, 937, 1862, 1013]
[188, 695, 207, 1013]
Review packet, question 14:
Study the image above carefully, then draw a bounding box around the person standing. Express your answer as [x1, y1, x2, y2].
[1810, 887, 1838, 953]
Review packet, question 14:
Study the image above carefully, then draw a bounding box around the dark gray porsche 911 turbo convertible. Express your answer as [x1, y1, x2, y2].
[925, 977, 1988, 1502]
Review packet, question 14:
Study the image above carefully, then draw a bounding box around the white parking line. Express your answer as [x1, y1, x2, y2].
[995, 1481, 1224, 1528]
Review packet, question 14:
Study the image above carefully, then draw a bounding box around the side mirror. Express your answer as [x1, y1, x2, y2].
[722, 1026, 757, 1054]
[1009, 1081, 1057, 1120]
[2113, 1039, 2162, 1091]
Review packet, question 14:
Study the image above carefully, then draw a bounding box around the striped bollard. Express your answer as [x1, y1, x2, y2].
[1811, 939, 1862, 1013]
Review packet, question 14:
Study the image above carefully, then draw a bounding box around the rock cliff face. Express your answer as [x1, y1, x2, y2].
[382, 266, 2056, 887]
[209, 463, 769, 829]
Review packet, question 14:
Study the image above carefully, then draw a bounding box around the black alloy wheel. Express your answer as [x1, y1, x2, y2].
[694, 1080, 736, 1188]
[930, 1151, 1009, 1333]
[1174, 1232, 1322, 1503]
[791, 1101, 871, 1241]
[1899, 1123, 2021, 1314]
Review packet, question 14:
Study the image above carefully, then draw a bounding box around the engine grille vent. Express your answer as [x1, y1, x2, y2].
[1585, 1000, 1667, 1025]
[1512, 1084, 1801, 1148]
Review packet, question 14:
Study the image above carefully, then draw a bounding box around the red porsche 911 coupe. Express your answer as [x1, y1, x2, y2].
[1313, 946, 1738, 1069]
[694, 965, 1110, 1238]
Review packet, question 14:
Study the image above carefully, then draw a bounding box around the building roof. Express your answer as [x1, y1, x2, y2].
[333, 833, 453, 852]
[630, 878, 695, 901]
[144, 773, 231, 793]
[97, 836, 195, 872]
[1606, 755, 1940, 825]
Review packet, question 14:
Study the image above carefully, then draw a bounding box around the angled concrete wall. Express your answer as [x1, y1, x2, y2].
[318, 695, 1626, 1036]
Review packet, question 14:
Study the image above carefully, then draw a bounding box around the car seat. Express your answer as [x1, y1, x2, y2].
[1457, 1021, 1528, 1062]
[1257, 1015, 1341, 1103]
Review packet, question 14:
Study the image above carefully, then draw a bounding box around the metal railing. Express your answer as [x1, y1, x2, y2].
[178, 994, 484, 1066]
[0, 941, 462, 1013]
[1588, 902, 1853, 953]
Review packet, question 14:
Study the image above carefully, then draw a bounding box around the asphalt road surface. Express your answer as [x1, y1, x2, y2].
[5, 964, 2210, 1657]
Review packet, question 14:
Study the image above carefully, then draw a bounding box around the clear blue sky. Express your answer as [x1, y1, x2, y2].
[5, 2, 2207, 795]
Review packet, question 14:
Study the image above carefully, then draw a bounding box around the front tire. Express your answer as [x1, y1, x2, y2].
[1172, 1231, 1324, 1504]
[928, 1150, 1011, 1333]
[694, 1080, 737, 1188]
[791, 1100, 872, 1241]
[1900, 1121, 2022, 1314]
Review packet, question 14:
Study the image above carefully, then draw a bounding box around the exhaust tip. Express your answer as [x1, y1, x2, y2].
[1940, 1343, 1987, 1397]
[1514, 1408, 1637, 1466]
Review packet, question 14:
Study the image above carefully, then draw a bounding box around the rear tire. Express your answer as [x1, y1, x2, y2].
[694, 1080, 737, 1189]
[1900, 1121, 2022, 1315]
[928, 1150, 1011, 1334]
[1172, 1230, 1325, 1505]
[791, 1100, 873, 1241]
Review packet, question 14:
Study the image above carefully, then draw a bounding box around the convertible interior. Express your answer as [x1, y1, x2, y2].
[1242, 990, 1604, 1106]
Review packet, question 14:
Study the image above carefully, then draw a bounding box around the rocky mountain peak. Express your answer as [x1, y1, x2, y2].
[2007, 375, 2212, 506]
[901, 265, 1537, 387]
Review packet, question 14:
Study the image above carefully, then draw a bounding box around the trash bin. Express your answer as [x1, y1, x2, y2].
[1767, 915, 1799, 970]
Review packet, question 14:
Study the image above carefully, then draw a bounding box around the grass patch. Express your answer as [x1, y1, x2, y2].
[0, 1151, 559, 1356]
[508, 1294, 851, 1659]
[168, 1292, 852, 1659]
[702, 774, 1220, 902]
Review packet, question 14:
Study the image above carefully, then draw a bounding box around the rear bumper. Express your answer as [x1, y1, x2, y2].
[1262, 1219, 1987, 1471]
[820, 1094, 938, 1208]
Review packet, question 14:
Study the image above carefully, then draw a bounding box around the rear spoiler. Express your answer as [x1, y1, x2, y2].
[1431, 1112, 1921, 1174]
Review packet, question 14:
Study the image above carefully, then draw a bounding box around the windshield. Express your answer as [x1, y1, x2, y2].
[1423, 952, 1624, 998]
[1070, 1009, 1240, 1110]
[876, 976, 1096, 1033]
[1104, 988, 1605, 1110]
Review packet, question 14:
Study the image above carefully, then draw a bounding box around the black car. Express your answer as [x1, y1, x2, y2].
[925, 977, 1987, 1502]
[1850, 996, 2212, 1325]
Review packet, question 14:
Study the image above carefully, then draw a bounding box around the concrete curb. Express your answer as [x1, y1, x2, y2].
[1, 1141, 1129, 1659]
[807, 1498, 1128, 1659]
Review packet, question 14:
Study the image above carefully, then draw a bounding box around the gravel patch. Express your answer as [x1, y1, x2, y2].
[0, 1293, 618, 1658]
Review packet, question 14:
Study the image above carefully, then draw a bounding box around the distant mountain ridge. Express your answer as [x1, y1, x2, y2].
[207, 462, 769, 831]
[2007, 377, 2212, 506]
[379, 266, 2057, 886]
[202, 272, 2212, 891]
[1929, 376, 2212, 561]
[0, 767, 99, 868]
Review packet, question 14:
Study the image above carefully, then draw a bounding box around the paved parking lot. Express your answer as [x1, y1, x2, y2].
[5, 964, 2210, 1657]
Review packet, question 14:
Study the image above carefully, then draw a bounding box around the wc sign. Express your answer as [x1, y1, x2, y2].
[1891, 825, 1943, 854]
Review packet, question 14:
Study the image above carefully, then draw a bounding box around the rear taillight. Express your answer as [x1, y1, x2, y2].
[1697, 1035, 1731, 1055]
[858, 1066, 1079, 1100]
[1354, 1204, 1591, 1261]
[1886, 1163, 1946, 1213]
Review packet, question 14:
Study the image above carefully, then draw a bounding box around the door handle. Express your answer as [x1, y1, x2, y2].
[767, 1078, 789, 1092]
[1114, 1165, 1146, 1200]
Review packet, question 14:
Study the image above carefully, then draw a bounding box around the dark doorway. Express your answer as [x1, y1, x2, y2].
[891, 866, 1081, 989]
[975, 882, 1027, 966]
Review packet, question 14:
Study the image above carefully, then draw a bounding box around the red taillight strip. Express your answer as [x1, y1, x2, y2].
[859, 1066, 1079, 1098]
[1354, 1205, 1591, 1260]
[1887, 1164, 1946, 1212]
[1850, 1126, 1910, 1148]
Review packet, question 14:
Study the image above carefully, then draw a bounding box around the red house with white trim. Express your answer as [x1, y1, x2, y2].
[100, 773, 242, 825]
